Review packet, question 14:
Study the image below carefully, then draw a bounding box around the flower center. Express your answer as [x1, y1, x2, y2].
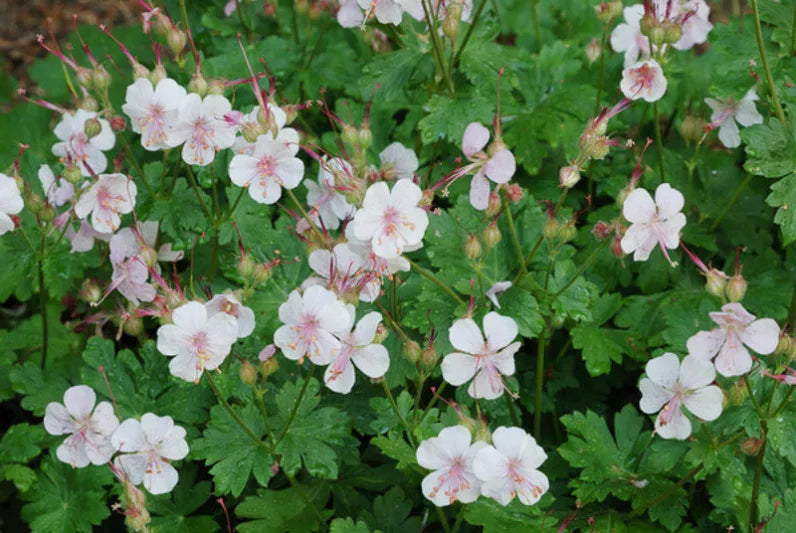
[507, 460, 545, 502]
[189, 118, 214, 164]
[429, 458, 471, 504]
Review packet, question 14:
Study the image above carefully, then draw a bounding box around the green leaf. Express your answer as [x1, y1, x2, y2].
[236, 485, 332, 533]
[464, 497, 551, 531]
[766, 173, 796, 245]
[9, 361, 71, 416]
[501, 288, 544, 339]
[370, 435, 417, 472]
[149, 465, 218, 533]
[418, 91, 494, 145]
[1, 463, 37, 491]
[359, 487, 420, 533]
[330, 518, 374, 533]
[742, 118, 796, 178]
[571, 325, 630, 376]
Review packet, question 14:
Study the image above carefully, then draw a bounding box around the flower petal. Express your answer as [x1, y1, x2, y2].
[448, 318, 485, 354]
[740, 318, 780, 355]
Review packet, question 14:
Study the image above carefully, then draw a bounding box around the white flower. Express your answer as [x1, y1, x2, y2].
[156, 301, 239, 382]
[705, 89, 764, 149]
[639, 353, 723, 439]
[686, 302, 780, 377]
[337, 0, 418, 27]
[52, 109, 116, 176]
[441, 312, 521, 400]
[473, 427, 549, 505]
[485, 281, 512, 309]
[674, 1, 713, 51]
[379, 142, 418, 181]
[324, 309, 389, 393]
[38, 164, 74, 207]
[305, 158, 356, 231]
[122, 77, 187, 151]
[229, 132, 304, 204]
[0, 173, 23, 236]
[416, 425, 485, 507]
[610, 5, 650, 67]
[303, 243, 370, 300]
[44, 385, 119, 467]
[620, 59, 667, 102]
[74, 173, 137, 233]
[273, 286, 351, 365]
[169, 93, 236, 166]
[461, 122, 516, 211]
[620, 183, 686, 262]
[345, 224, 412, 302]
[231, 104, 299, 155]
[111, 413, 189, 495]
[205, 293, 255, 338]
[66, 220, 112, 252]
[351, 179, 429, 259]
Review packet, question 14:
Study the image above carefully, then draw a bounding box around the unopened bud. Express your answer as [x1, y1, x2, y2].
[167, 28, 188, 56]
[465, 234, 482, 259]
[133, 63, 150, 80]
[585, 38, 602, 65]
[260, 355, 279, 378]
[373, 323, 389, 344]
[448, 2, 464, 21]
[559, 165, 581, 188]
[295, 0, 309, 14]
[123, 317, 144, 337]
[419, 189, 434, 208]
[63, 165, 83, 185]
[592, 221, 611, 240]
[662, 22, 682, 45]
[704, 269, 727, 299]
[341, 125, 358, 147]
[648, 26, 665, 47]
[76, 68, 93, 88]
[92, 66, 112, 92]
[584, 136, 610, 160]
[80, 278, 102, 304]
[611, 234, 624, 257]
[485, 191, 501, 216]
[207, 78, 226, 95]
[616, 187, 630, 208]
[40, 205, 56, 223]
[725, 274, 747, 302]
[84, 118, 103, 138]
[140, 246, 158, 268]
[238, 256, 255, 278]
[421, 344, 438, 371]
[543, 218, 560, 241]
[358, 126, 372, 149]
[639, 14, 657, 37]
[775, 334, 793, 358]
[559, 221, 577, 243]
[678, 113, 703, 143]
[727, 377, 748, 406]
[242, 121, 265, 143]
[81, 95, 99, 112]
[740, 437, 764, 456]
[595, 1, 621, 24]
[551, 313, 566, 329]
[442, 16, 459, 42]
[505, 184, 523, 203]
[28, 194, 44, 214]
[240, 360, 258, 386]
[482, 222, 502, 248]
[149, 64, 167, 86]
[188, 74, 208, 97]
[110, 115, 126, 132]
[403, 340, 421, 363]
[253, 263, 272, 285]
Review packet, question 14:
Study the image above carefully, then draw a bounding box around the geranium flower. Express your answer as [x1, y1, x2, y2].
[441, 312, 521, 399]
[609, 5, 650, 67]
[156, 301, 239, 382]
[686, 303, 780, 377]
[229, 132, 304, 204]
[205, 293, 255, 338]
[345, 224, 413, 302]
[337, 0, 423, 28]
[324, 309, 389, 393]
[461, 122, 516, 211]
[639, 353, 723, 439]
[620, 59, 667, 102]
[379, 142, 418, 181]
[273, 286, 351, 365]
[674, 1, 713, 51]
[65, 220, 112, 253]
[230, 104, 299, 155]
[111, 413, 189, 495]
[620, 183, 686, 263]
[44, 385, 119, 467]
[351, 179, 429, 259]
[169, 93, 236, 166]
[473, 427, 549, 506]
[705, 89, 763, 149]
[305, 158, 356, 231]
[74, 173, 137, 233]
[122, 77, 187, 151]
[416, 425, 486, 507]
[38, 164, 74, 207]
[52, 109, 116, 176]
[303, 243, 370, 301]
[0, 173, 23, 235]
[485, 281, 512, 309]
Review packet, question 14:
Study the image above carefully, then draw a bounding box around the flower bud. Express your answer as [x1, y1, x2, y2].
[140, 245, 158, 268]
[242, 121, 265, 143]
[373, 323, 389, 344]
[704, 268, 727, 299]
[167, 28, 188, 56]
[678, 112, 704, 143]
[611, 234, 624, 258]
[639, 14, 657, 37]
[419, 189, 434, 208]
[442, 16, 459, 42]
[585, 38, 602, 65]
[482, 222, 502, 248]
[92, 66, 112, 92]
[80, 278, 102, 304]
[775, 334, 793, 358]
[448, 2, 464, 21]
[473, 418, 492, 443]
[485, 191, 501, 216]
[341, 125, 358, 147]
[559, 221, 577, 243]
[295, 0, 309, 14]
[403, 340, 421, 363]
[616, 187, 630, 208]
[123, 317, 144, 337]
[28, 193, 44, 214]
[81, 95, 99, 112]
[358, 126, 373, 149]
[253, 263, 272, 285]
[149, 64, 167, 86]
[260, 356, 279, 379]
[84, 118, 103, 139]
[63, 165, 84, 185]
[595, 1, 622, 24]
[110, 115, 127, 132]
[550, 314, 566, 329]
[465, 234, 482, 259]
[76, 67, 93, 88]
[207, 78, 226, 95]
[542, 217, 559, 241]
[188, 74, 208, 97]
[40, 204, 56, 223]
[663, 22, 682, 45]
[505, 184, 523, 203]
[240, 360, 258, 387]
[648, 26, 666, 47]
[727, 377, 748, 406]
[592, 221, 611, 240]
[559, 165, 581, 189]
[133, 62, 150, 80]
[725, 273, 747, 302]
[740, 437, 764, 456]
[584, 135, 610, 160]
[420, 344, 438, 372]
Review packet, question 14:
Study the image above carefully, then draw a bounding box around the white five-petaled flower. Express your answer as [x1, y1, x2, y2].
[345, 224, 413, 302]
[38, 164, 74, 207]
[43, 385, 120, 467]
[441, 312, 521, 400]
[337, 0, 423, 28]
[473, 426, 549, 506]
[620, 59, 667, 103]
[639, 353, 723, 440]
[324, 309, 389, 394]
[303, 243, 374, 301]
[675, 1, 713, 51]
[306, 158, 356, 231]
[686, 302, 780, 377]
[169, 93, 236, 166]
[273, 286, 351, 365]
[111, 413, 189, 495]
[461, 122, 516, 211]
[205, 293, 255, 338]
[230, 104, 299, 155]
[229, 132, 304, 204]
[52, 109, 116, 176]
[620, 183, 686, 263]
[0, 173, 23, 236]
[379, 142, 419, 181]
[122, 77, 187, 151]
[705, 89, 764, 149]
[156, 301, 239, 382]
[610, 5, 651, 68]
[351, 179, 429, 259]
[74, 173, 137, 233]
[65, 220, 112, 253]
[416, 425, 486, 507]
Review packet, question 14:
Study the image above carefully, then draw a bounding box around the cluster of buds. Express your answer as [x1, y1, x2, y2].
[442, 1, 466, 43]
[681, 244, 748, 303]
[239, 345, 280, 387]
[595, 1, 623, 25]
[593, 219, 625, 258]
[639, 0, 688, 49]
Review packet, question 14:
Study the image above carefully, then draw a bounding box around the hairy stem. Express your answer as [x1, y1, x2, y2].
[450, 0, 487, 69]
[750, 0, 787, 127]
[788, 285, 796, 327]
[421, 0, 455, 96]
[274, 367, 316, 447]
[749, 423, 768, 531]
[381, 381, 417, 447]
[502, 189, 527, 277]
[285, 187, 326, 244]
[408, 259, 464, 305]
[205, 371, 269, 450]
[653, 102, 665, 181]
[38, 256, 48, 369]
[531, 0, 542, 50]
[185, 166, 215, 224]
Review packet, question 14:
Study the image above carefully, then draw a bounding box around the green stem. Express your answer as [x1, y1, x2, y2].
[553, 239, 610, 299]
[37, 256, 48, 369]
[450, 0, 487, 69]
[421, 0, 455, 96]
[255, 390, 277, 449]
[205, 372, 269, 450]
[502, 189, 527, 277]
[504, 393, 520, 426]
[418, 382, 446, 425]
[119, 134, 154, 197]
[772, 387, 794, 417]
[235, 0, 252, 42]
[408, 259, 464, 305]
[594, 29, 608, 116]
[185, 166, 215, 224]
[788, 285, 796, 327]
[290, 0, 301, 44]
[436, 507, 452, 533]
[709, 173, 752, 232]
[534, 326, 546, 439]
[451, 504, 467, 533]
[381, 381, 417, 447]
[274, 367, 316, 447]
[750, 0, 787, 127]
[207, 232, 220, 280]
[749, 423, 768, 531]
[629, 464, 704, 518]
[226, 187, 248, 222]
[531, 0, 542, 50]
[653, 102, 665, 182]
[286, 474, 327, 529]
[285, 187, 326, 244]
[179, 0, 191, 35]
[745, 377, 765, 418]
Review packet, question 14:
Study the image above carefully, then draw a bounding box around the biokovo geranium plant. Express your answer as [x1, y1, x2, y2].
[1, 0, 795, 531]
